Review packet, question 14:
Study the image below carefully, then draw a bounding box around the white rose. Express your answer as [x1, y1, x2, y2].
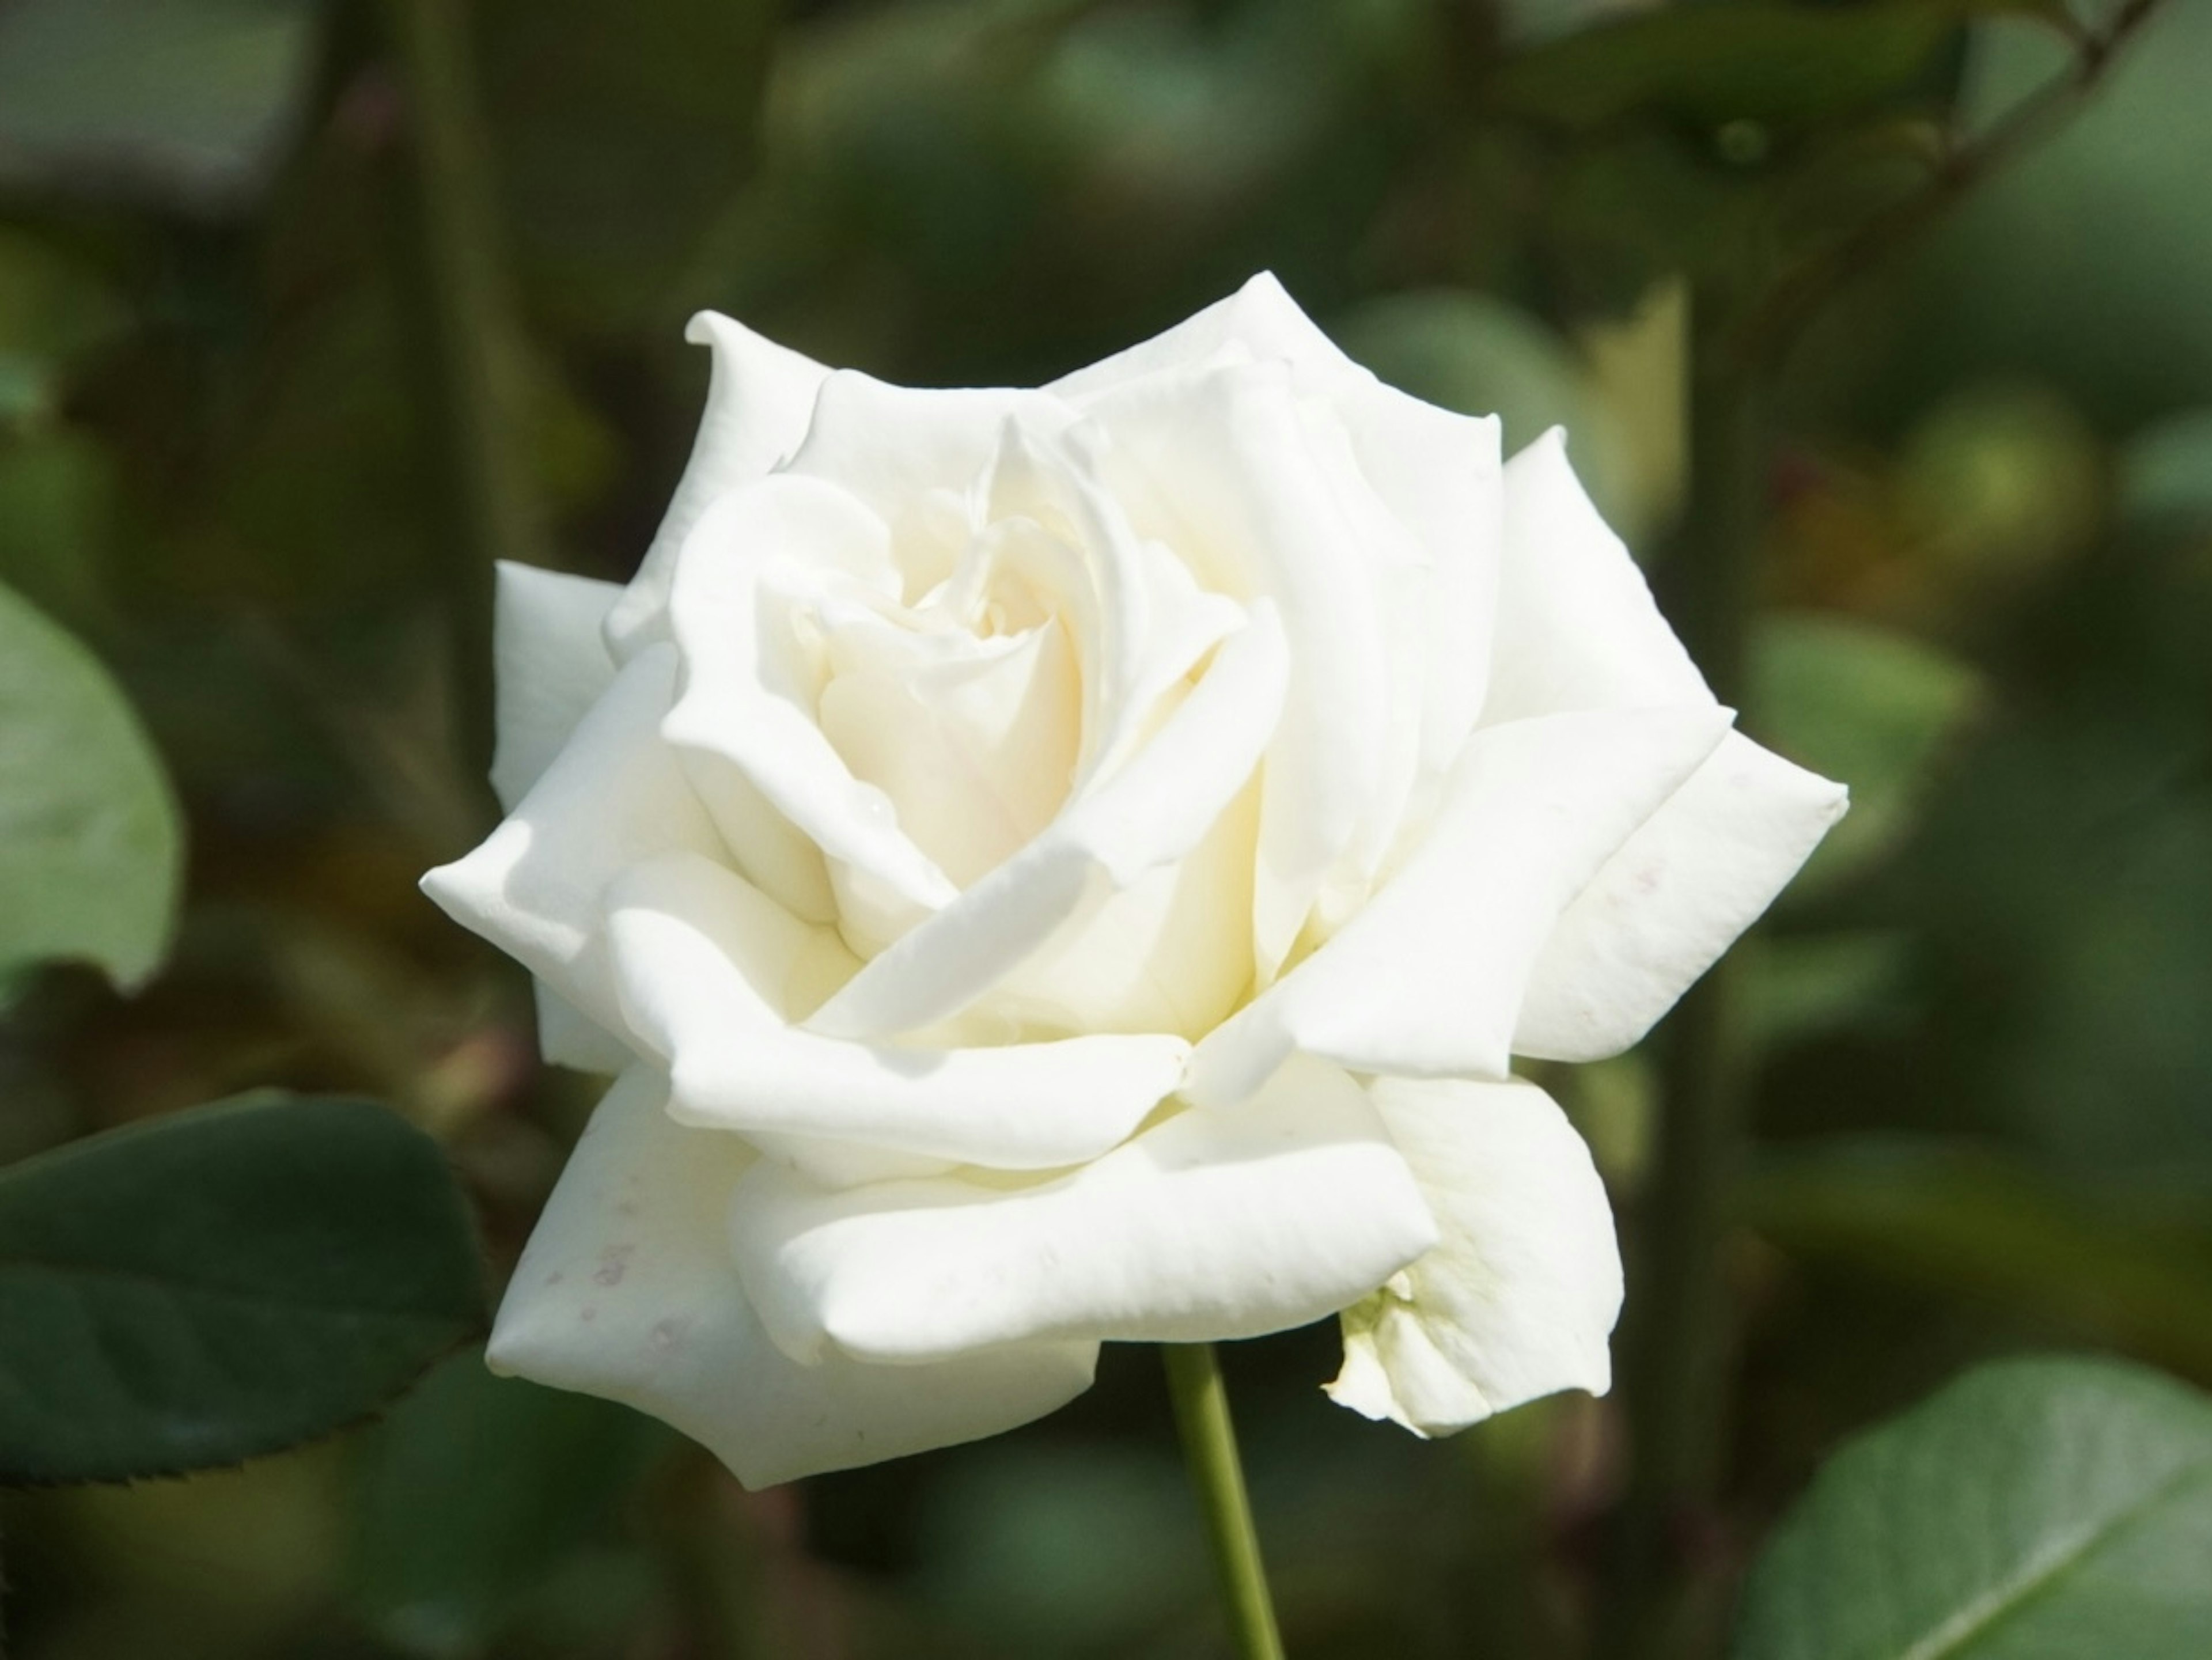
[423, 274, 1845, 1488]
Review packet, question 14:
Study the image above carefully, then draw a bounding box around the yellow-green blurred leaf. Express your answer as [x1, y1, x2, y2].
[0, 579, 179, 988]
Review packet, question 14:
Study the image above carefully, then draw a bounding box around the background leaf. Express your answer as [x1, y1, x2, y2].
[1733, 1354, 2212, 1660]
[1491, 1, 1959, 134]
[0, 579, 181, 989]
[1752, 612, 1985, 895]
[0, 0, 326, 214]
[1744, 1140, 2212, 1385]
[0, 1094, 484, 1486]
[350, 1347, 673, 1658]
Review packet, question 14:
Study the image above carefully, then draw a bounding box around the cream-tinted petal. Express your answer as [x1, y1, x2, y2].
[662, 476, 950, 923]
[728, 1055, 1436, 1365]
[420, 644, 723, 1042]
[489, 563, 623, 813]
[1483, 429, 1709, 725]
[1513, 732, 1849, 1061]
[487, 1067, 1097, 1489]
[1185, 705, 1732, 1104]
[607, 852, 1188, 1170]
[1327, 1076, 1620, 1436]
[803, 602, 1287, 1040]
[605, 313, 831, 661]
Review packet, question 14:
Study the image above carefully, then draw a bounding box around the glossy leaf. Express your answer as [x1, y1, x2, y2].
[0, 579, 181, 988]
[0, 1094, 484, 1486]
[1734, 1355, 2212, 1659]
[351, 1347, 673, 1657]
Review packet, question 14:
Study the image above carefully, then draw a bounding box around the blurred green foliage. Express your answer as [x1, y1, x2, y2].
[1, 0, 2209, 1655]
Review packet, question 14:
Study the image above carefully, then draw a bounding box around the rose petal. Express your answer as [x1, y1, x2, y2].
[803, 601, 1288, 1040]
[489, 563, 623, 813]
[784, 373, 1075, 537]
[1052, 271, 1501, 776]
[534, 982, 635, 1074]
[1185, 704, 1733, 1104]
[729, 1053, 1437, 1364]
[1483, 429, 1710, 726]
[487, 1066, 1097, 1489]
[421, 644, 725, 1042]
[605, 312, 831, 661]
[1513, 731, 1850, 1061]
[607, 852, 1190, 1170]
[662, 475, 952, 924]
[1327, 1076, 1621, 1436]
[481, 562, 634, 1071]
[1080, 359, 1389, 976]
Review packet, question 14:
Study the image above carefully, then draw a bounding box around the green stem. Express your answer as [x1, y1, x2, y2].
[1599, 314, 1770, 1660]
[1162, 1343, 1287, 1660]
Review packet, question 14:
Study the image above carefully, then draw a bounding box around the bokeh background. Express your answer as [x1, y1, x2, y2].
[3, 0, 2211, 1655]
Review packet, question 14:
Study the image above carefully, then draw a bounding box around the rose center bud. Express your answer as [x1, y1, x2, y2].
[814, 529, 1082, 892]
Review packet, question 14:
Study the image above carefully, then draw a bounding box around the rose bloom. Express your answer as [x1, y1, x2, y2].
[424, 274, 1844, 1488]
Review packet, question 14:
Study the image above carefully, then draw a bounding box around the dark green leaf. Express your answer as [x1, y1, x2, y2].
[1734, 1355, 2212, 1659]
[0, 1094, 484, 1485]
[351, 1347, 672, 1657]
[1744, 1140, 2212, 1384]
[1495, 2, 1958, 134]
[0, 579, 181, 988]
[0, 0, 325, 213]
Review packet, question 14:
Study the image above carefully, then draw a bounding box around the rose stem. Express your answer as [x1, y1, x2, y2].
[1161, 1343, 1288, 1660]
[1597, 300, 1770, 1660]
[381, 0, 545, 799]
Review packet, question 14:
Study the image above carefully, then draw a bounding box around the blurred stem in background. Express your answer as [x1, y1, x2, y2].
[1162, 1344, 1286, 1660]
[1601, 4, 2172, 1653]
[380, 0, 542, 798]
[1604, 314, 1770, 1660]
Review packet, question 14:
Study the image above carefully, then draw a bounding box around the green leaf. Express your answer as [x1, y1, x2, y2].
[1752, 612, 1984, 895]
[1493, 1, 1960, 134]
[0, 579, 181, 988]
[1733, 1355, 2212, 1659]
[0, 1094, 484, 1486]
[1743, 1140, 2212, 1385]
[0, 0, 325, 213]
[351, 1348, 672, 1658]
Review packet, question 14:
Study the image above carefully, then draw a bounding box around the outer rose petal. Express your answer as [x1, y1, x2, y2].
[1482, 428, 1710, 726]
[729, 1055, 1438, 1365]
[1185, 704, 1732, 1104]
[1486, 431, 1850, 1060]
[1513, 732, 1849, 1060]
[605, 312, 831, 661]
[607, 852, 1189, 1171]
[1328, 1077, 1620, 1436]
[533, 984, 635, 1075]
[488, 1067, 1097, 1490]
[488, 562, 623, 813]
[421, 644, 724, 1042]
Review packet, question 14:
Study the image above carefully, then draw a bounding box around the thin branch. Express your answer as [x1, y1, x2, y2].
[1730, 0, 2171, 370]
